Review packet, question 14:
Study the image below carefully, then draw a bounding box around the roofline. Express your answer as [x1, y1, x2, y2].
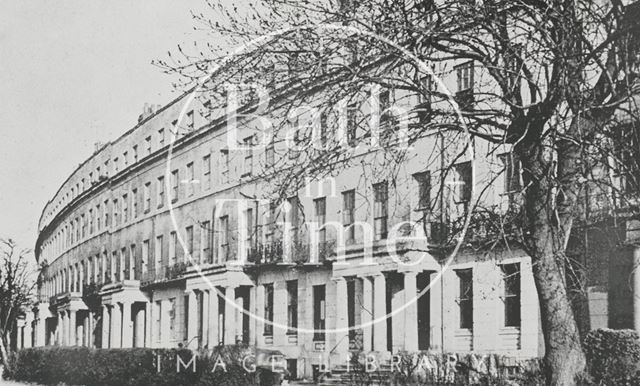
[36, 87, 196, 235]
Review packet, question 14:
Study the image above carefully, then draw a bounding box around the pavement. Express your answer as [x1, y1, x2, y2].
[0, 380, 37, 385]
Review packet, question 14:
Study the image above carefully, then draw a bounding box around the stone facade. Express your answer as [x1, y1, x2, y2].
[23, 60, 640, 381]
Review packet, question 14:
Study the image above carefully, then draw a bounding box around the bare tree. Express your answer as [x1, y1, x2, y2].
[0, 239, 38, 371]
[156, 0, 640, 384]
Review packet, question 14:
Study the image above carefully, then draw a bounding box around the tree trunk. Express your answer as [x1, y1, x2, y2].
[0, 331, 11, 373]
[531, 246, 586, 385]
[519, 140, 587, 385]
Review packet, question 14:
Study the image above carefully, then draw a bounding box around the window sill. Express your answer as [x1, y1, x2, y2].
[312, 340, 326, 351]
[286, 334, 298, 344]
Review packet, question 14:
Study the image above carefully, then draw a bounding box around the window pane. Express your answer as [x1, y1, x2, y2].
[457, 269, 473, 329]
[502, 263, 521, 327]
[313, 285, 326, 341]
[264, 284, 274, 335]
[373, 182, 388, 240]
[287, 280, 298, 332]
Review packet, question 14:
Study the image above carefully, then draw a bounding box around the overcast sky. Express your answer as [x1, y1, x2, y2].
[0, 1, 207, 255]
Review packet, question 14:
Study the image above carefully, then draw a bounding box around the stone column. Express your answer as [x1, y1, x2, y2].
[202, 290, 209, 348]
[187, 291, 198, 349]
[56, 312, 61, 346]
[236, 295, 245, 344]
[361, 277, 373, 352]
[25, 322, 33, 348]
[333, 277, 349, 356]
[224, 287, 236, 345]
[429, 271, 442, 351]
[404, 271, 419, 352]
[36, 316, 46, 347]
[135, 306, 146, 348]
[102, 305, 110, 348]
[17, 325, 23, 349]
[68, 310, 76, 346]
[60, 312, 67, 346]
[208, 289, 219, 347]
[372, 274, 387, 352]
[160, 299, 171, 347]
[34, 317, 40, 347]
[254, 285, 265, 347]
[273, 281, 287, 346]
[86, 313, 93, 347]
[149, 301, 156, 348]
[248, 286, 256, 347]
[77, 315, 84, 347]
[111, 304, 122, 348]
[144, 302, 151, 348]
[121, 302, 132, 348]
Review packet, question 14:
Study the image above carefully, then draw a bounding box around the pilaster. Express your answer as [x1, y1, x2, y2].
[403, 271, 419, 352]
[333, 277, 349, 356]
[372, 274, 387, 352]
[224, 287, 236, 345]
[361, 277, 373, 352]
[121, 302, 132, 348]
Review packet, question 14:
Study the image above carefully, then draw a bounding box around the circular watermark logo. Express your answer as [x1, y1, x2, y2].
[164, 23, 475, 339]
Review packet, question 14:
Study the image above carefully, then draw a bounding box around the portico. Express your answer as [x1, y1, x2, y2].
[47, 291, 92, 347]
[183, 263, 255, 349]
[330, 244, 442, 360]
[100, 280, 149, 348]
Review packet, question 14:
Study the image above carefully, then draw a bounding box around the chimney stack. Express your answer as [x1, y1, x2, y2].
[138, 103, 159, 122]
[94, 142, 104, 154]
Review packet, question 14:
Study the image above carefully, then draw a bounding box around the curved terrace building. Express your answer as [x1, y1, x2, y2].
[27, 58, 640, 380]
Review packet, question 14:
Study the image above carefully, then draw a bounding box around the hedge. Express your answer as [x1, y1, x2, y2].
[3, 345, 279, 386]
[583, 328, 640, 385]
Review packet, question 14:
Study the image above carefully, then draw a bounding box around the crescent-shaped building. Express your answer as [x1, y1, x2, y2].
[23, 59, 640, 380]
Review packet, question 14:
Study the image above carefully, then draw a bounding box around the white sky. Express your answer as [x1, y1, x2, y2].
[0, 1, 208, 255]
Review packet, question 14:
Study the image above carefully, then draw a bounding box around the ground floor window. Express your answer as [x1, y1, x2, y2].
[456, 269, 473, 329]
[264, 284, 274, 336]
[286, 280, 298, 333]
[502, 263, 521, 327]
[155, 301, 161, 344]
[313, 285, 326, 341]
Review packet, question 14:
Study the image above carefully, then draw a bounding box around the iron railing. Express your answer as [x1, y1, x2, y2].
[246, 239, 337, 264]
[140, 262, 188, 287]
